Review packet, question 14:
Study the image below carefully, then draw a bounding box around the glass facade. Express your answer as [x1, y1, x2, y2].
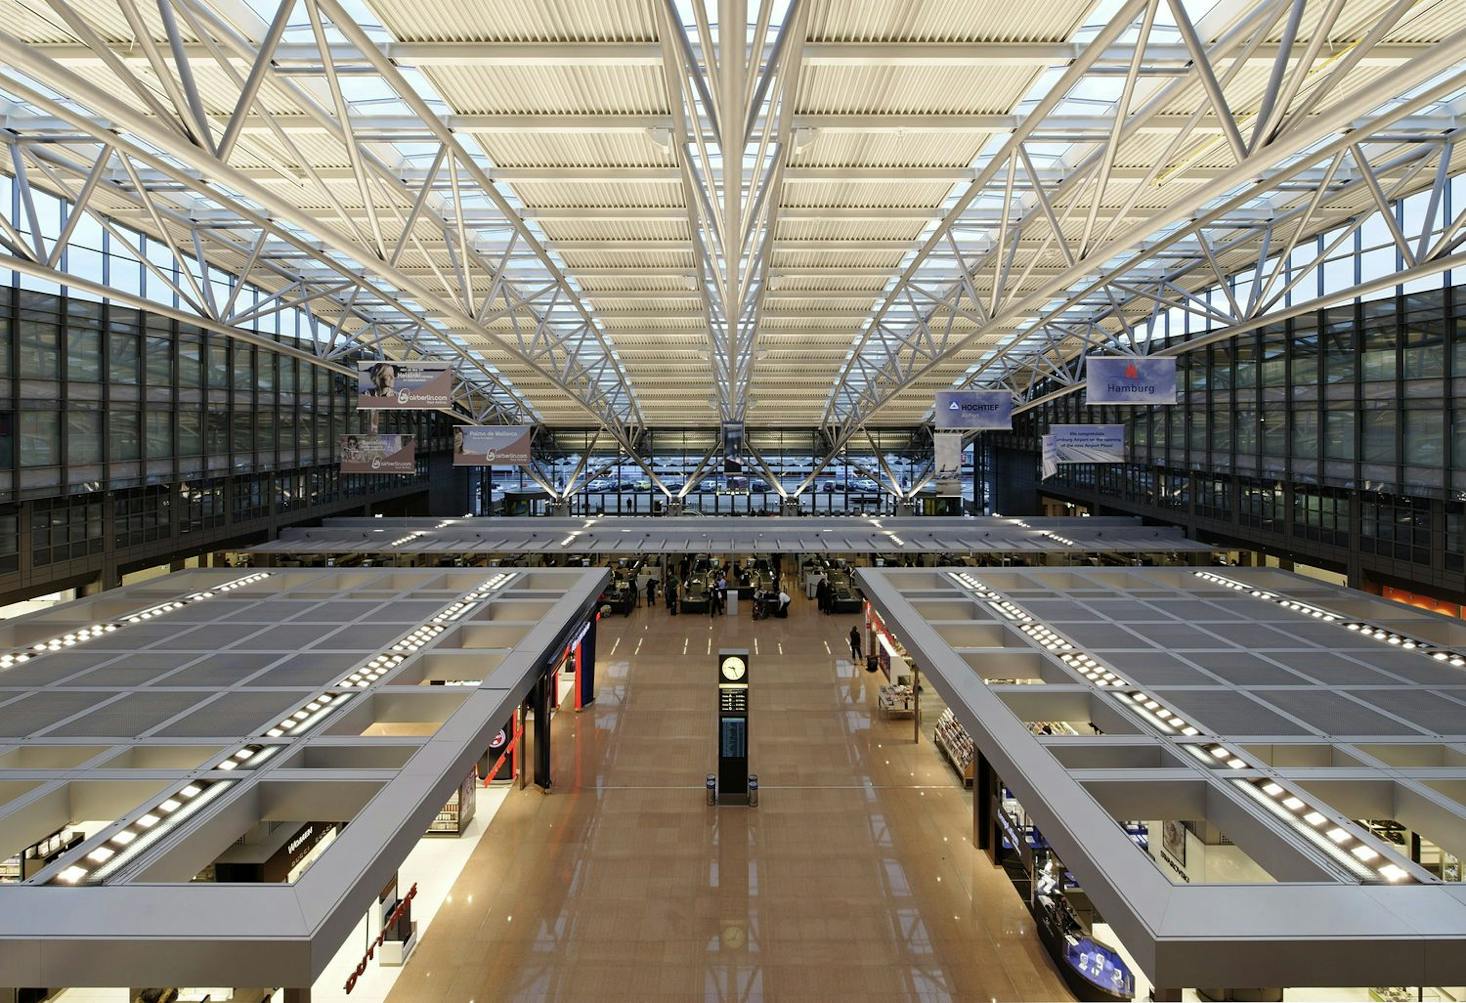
[0, 284, 441, 586]
[1007, 283, 1466, 586]
[477, 427, 977, 516]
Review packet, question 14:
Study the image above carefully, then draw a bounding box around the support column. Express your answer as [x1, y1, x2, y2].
[912, 664, 921, 744]
[283, 988, 311, 1003]
[578, 615, 598, 707]
[533, 671, 552, 791]
[515, 703, 527, 790]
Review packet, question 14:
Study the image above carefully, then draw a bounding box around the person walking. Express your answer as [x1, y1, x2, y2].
[645, 577, 656, 609]
[669, 579, 679, 616]
[848, 625, 863, 663]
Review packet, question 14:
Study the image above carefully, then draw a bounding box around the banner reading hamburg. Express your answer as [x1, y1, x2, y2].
[1085, 355, 1177, 405]
[357, 360, 454, 410]
[453, 425, 532, 466]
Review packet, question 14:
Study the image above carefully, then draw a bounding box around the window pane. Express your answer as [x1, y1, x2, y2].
[109, 325, 140, 384]
[178, 409, 202, 455]
[1324, 409, 1355, 460]
[1362, 408, 1396, 464]
[145, 335, 172, 386]
[69, 323, 101, 382]
[67, 409, 101, 464]
[20, 412, 59, 466]
[1404, 408, 1443, 466]
[18, 310, 60, 380]
[145, 409, 172, 458]
[110, 410, 140, 460]
[178, 329, 203, 388]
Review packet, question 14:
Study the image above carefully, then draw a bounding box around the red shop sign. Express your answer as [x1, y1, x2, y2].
[344, 882, 418, 993]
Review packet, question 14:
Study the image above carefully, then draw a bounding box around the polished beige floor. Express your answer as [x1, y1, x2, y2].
[388, 589, 1072, 1002]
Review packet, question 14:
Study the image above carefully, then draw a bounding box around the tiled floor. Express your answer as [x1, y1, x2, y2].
[387, 589, 1072, 1002]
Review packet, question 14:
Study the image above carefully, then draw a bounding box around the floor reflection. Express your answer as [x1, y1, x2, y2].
[387, 590, 1072, 1002]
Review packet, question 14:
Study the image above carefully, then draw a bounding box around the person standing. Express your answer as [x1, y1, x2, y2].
[848, 625, 863, 663]
[816, 577, 830, 614]
[645, 577, 656, 609]
[669, 579, 679, 616]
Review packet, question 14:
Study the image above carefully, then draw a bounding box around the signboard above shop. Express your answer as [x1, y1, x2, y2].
[357, 360, 454, 410]
[934, 390, 1013, 430]
[1085, 356, 1177, 405]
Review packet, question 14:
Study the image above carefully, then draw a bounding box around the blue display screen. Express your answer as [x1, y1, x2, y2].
[1064, 937, 1133, 996]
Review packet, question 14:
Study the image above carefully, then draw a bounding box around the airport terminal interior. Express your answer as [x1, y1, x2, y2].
[4, 0, 1466, 1000]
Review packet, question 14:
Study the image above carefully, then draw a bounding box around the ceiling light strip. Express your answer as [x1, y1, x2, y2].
[948, 573, 1414, 884]
[50, 572, 519, 887]
[54, 778, 235, 885]
[1233, 778, 1409, 883]
[1193, 571, 1466, 665]
[0, 572, 271, 672]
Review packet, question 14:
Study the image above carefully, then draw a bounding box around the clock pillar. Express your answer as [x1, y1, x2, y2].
[715, 648, 751, 805]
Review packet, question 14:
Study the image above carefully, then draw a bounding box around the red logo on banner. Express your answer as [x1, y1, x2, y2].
[1124, 361, 1140, 379]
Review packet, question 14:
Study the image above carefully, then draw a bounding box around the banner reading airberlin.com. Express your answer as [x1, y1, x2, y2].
[1085, 356, 1177, 405]
[339, 434, 416, 474]
[357, 360, 454, 410]
[453, 425, 532, 466]
[934, 390, 1013, 430]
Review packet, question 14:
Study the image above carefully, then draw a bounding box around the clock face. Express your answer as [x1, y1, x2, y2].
[720, 655, 747, 681]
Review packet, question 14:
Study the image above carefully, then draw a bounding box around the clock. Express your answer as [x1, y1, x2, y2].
[720, 654, 747, 682]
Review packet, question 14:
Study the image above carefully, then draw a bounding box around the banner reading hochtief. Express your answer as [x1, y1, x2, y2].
[453, 425, 532, 466]
[934, 390, 1013, 430]
[357, 361, 454, 410]
[1085, 356, 1177, 405]
[340, 434, 416, 474]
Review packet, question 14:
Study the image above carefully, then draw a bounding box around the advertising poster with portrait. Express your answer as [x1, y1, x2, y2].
[357, 360, 454, 410]
[339, 434, 416, 474]
[453, 425, 532, 466]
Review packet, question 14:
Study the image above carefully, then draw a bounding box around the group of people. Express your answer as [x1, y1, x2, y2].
[751, 585, 791, 620]
[814, 575, 846, 613]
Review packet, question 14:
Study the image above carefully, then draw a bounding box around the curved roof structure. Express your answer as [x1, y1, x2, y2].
[2, 0, 1465, 440]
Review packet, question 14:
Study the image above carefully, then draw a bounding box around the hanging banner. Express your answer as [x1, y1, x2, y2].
[723, 421, 744, 474]
[1041, 434, 1058, 480]
[357, 361, 454, 410]
[1052, 424, 1126, 464]
[339, 434, 416, 474]
[934, 432, 964, 497]
[1085, 356, 1177, 405]
[453, 425, 532, 466]
[934, 390, 1013, 430]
